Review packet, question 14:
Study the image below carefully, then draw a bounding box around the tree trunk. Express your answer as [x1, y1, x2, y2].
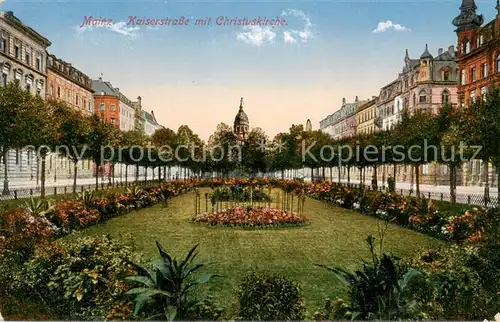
[449, 163, 457, 204]
[372, 165, 378, 190]
[40, 154, 46, 198]
[415, 164, 420, 198]
[125, 165, 128, 186]
[2, 150, 9, 196]
[484, 161, 490, 206]
[73, 160, 78, 193]
[347, 166, 351, 185]
[281, 169, 284, 179]
[497, 166, 500, 206]
[163, 166, 167, 181]
[322, 167, 325, 181]
[158, 167, 161, 182]
[95, 162, 99, 190]
[310, 167, 314, 182]
[338, 167, 341, 184]
[135, 164, 139, 183]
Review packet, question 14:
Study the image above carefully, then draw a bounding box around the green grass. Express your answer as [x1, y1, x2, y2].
[67, 188, 443, 316]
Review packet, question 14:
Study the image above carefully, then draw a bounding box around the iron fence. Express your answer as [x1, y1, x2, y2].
[0, 179, 162, 201]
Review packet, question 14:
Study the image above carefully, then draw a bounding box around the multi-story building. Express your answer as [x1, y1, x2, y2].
[132, 96, 143, 132]
[452, 0, 499, 187]
[143, 109, 161, 136]
[319, 97, 365, 139]
[0, 11, 51, 193]
[45, 54, 95, 182]
[356, 97, 378, 135]
[92, 77, 136, 131]
[46, 54, 93, 115]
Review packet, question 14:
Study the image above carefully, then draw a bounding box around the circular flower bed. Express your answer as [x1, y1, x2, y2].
[194, 206, 309, 228]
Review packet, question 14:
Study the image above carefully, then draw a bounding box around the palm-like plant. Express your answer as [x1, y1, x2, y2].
[23, 197, 54, 217]
[125, 242, 220, 320]
[316, 236, 422, 320]
[76, 189, 94, 208]
[126, 186, 143, 199]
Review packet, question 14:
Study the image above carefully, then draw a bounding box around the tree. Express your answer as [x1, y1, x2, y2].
[84, 115, 115, 190]
[242, 127, 269, 176]
[0, 81, 46, 195]
[52, 100, 90, 193]
[207, 123, 238, 178]
[118, 130, 148, 184]
[151, 127, 177, 180]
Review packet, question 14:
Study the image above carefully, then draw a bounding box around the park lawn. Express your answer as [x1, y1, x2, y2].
[67, 188, 443, 316]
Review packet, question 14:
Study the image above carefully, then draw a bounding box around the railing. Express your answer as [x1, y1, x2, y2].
[0, 179, 163, 201]
[334, 181, 499, 207]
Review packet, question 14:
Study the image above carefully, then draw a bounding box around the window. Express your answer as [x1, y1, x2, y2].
[111, 118, 115, 125]
[1, 73, 6, 87]
[0, 32, 6, 53]
[25, 83, 30, 92]
[15, 149, 19, 165]
[461, 69, 466, 85]
[25, 46, 31, 65]
[413, 93, 416, 106]
[36, 88, 41, 96]
[443, 70, 450, 81]
[481, 87, 487, 101]
[75, 95, 79, 106]
[111, 104, 116, 112]
[497, 54, 500, 73]
[481, 63, 488, 78]
[14, 42, 20, 59]
[419, 90, 427, 103]
[83, 99, 86, 111]
[100, 103, 105, 112]
[471, 67, 476, 81]
[57, 86, 61, 98]
[463, 40, 470, 54]
[480, 35, 484, 46]
[442, 90, 449, 104]
[36, 54, 42, 71]
[470, 90, 476, 103]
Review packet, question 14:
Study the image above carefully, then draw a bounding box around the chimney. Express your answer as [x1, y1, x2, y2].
[115, 87, 119, 92]
[448, 45, 454, 54]
[372, 95, 377, 100]
[438, 48, 443, 55]
[355, 95, 359, 102]
[342, 97, 346, 105]
[6, 11, 13, 16]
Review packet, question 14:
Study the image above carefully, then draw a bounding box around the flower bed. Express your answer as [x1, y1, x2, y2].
[194, 206, 309, 228]
[0, 180, 196, 257]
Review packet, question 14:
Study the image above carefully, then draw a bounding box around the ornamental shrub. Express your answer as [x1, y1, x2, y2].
[237, 271, 305, 320]
[10, 235, 141, 320]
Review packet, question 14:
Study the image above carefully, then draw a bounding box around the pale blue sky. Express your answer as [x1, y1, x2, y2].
[2, 0, 499, 140]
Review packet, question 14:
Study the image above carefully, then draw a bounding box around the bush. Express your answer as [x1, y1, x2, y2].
[10, 235, 141, 320]
[237, 271, 305, 320]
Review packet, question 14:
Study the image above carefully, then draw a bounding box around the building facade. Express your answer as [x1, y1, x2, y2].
[0, 11, 51, 193]
[46, 54, 93, 115]
[143, 110, 161, 136]
[356, 97, 378, 135]
[319, 97, 365, 139]
[452, 0, 499, 187]
[92, 77, 136, 130]
[132, 96, 143, 132]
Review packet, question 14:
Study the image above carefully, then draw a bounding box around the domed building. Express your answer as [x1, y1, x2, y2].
[233, 97, 249, 141]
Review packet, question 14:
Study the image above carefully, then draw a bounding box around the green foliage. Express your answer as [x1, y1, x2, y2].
[237, 271, 305, 320]
[312, 298, 352, 320]
[77, 190, 95, 208]
[10, 235, 141, 320]
[317, 236, 424, 320]
[211, 186, 271, 203]
[125, 242, 220, 320]
[22, 197, 55, 217]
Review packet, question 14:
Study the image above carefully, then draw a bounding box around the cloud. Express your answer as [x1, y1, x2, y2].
[235, 8, 314, 46]
[281, 9, 314, 44]
[74, 20, 140, 39]
[372, 20, 410, 33]
[236, 26, 276, 46]
[283, 31, 297, 44]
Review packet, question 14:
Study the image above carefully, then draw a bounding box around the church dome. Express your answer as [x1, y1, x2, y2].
[234, 98, 249, 126]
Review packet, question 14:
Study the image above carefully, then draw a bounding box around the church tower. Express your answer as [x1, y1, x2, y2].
[418, 44, 433, 83]
[233, 97, 249, 141]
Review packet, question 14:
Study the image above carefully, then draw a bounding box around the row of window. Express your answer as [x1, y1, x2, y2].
[0, 71, 43, 96]
[50, 85, 92, 112]
[0, 30, 44, 72]
[99, 102, 118, 112]
[468, 87, 487, 103]
[461, 35, 485, 55]
[460, 55, 500, 85]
